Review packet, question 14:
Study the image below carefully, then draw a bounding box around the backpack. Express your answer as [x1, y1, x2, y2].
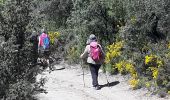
[90, 41, 102, 62]
[39, 33, 50, 50]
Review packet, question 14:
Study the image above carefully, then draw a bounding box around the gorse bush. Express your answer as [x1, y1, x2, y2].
[144, 54, 163, 67]
[129, 78, 140, 89]
[104, 41, 124, 74]
[0, 0, 42, 99]
[144, 54, 164, 79]
[48, 31, 60, 44]
[105, 41, 124, 64]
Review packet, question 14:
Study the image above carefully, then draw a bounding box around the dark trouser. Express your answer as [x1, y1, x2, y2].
[39, 47, 50, 58]
[89, 63, 101, 87]
[32, 47, 38, 65]
[38, 47, 50, 68]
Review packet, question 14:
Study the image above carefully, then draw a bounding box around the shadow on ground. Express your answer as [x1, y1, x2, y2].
[53, 67, 65, 70]
[100, 81, 120, 89]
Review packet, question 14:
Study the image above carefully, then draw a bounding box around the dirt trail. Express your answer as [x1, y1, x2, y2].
[35, 64, 169, 100]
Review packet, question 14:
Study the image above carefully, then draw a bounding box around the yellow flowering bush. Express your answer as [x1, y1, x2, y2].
[145, 82, 151, 88]
[166, 41, 170, 60]
[105, 40, 140, 88]
[168, 41, 170, 49]
[48, 31, 60, 44]
[125, 63, 136, 76]
[145, 54, 163, 79]
[145, 54, 163, 67]
[115, 60, 140, 89]
[105, 41, 124, 64]
[115, 60, 126, 74]
[149, 67, 159, 79]
[115, 60, 137, 77]
[168, 91, 170, 95]
[129, 78, 139, 89]
[145, 54, 157, 65]
[131, 16, 137, 24]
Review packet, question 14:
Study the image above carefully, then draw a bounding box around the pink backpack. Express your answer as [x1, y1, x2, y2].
[90, 41, 102, 61]
[39, 33, 49, 48]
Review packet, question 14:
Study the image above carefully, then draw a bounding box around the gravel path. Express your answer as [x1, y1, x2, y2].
[35, 64, 169, 100]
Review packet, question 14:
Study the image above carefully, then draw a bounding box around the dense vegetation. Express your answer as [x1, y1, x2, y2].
[0, 0, 170, 99]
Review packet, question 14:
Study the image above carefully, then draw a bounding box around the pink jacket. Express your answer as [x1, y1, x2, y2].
[38, 33, 47, 47]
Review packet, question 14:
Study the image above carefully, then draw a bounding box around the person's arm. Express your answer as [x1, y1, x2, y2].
[38, 36, 41, 53]
[80, 45, 89, 59]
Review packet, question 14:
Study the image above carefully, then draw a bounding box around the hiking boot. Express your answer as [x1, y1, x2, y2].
[37, 58, 41, 64]
[93, 86, 100, 90]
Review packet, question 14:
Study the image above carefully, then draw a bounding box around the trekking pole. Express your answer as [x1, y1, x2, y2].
[80, 60, 85, 87]
[103, 64, 110, 87]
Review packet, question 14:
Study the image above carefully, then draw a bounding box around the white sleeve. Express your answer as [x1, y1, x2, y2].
[80, 45, 89, 58]
[38, 36, 41, 47]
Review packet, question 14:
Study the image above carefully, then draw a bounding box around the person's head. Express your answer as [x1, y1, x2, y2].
[41, 28, 47, 34]
[31, 30, 38, 36]
[86, 34, 97, 44]
[32, 30, 36, 34]
[89, 34, 97, 41]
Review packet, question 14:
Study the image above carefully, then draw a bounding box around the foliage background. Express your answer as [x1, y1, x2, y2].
[0, 0, 170, 99]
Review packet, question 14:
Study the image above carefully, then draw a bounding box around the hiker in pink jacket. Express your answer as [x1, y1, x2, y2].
[80, 34, 105, 90]
[37, 29, 50, 69]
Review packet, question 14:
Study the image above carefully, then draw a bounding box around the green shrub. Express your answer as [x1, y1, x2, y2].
[5, 80, 33, 100]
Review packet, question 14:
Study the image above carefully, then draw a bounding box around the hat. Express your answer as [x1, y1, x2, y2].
[89, 34, 97, 41]
[86, 34, 97, 44]
[41, 28, 47, 34]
